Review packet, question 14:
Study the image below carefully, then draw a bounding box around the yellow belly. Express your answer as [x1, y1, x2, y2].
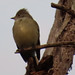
[13, 19, 38, 48]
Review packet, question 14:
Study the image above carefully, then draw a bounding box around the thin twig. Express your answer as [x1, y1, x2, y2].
[15, 41, 75, 53]
[51, 3, 75, 17]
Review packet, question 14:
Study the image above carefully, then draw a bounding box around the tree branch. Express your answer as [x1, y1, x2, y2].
[51, 3, 75, 17]
[15, 41, 75, 53]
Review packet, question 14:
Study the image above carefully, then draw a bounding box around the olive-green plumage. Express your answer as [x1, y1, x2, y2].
[12, 9, 40, 62]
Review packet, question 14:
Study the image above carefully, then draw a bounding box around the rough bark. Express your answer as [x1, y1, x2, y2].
[43, 0, 75, 75]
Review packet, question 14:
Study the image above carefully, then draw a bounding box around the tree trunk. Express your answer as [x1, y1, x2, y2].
[43, 0, 75, 75]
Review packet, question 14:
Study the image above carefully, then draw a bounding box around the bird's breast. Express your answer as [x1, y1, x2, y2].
[13, 22, 38, 48]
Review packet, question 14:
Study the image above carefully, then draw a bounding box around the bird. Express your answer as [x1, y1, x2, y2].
[11, 8, 40, 63]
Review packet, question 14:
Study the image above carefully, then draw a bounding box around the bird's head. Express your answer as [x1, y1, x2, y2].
[11, 8, 32, 20]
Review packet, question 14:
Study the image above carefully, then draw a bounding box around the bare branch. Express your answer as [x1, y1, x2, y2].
[51, 3, 75, 17]
[15, 41, 75, 53]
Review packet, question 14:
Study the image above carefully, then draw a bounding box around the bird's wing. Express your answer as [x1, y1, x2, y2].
[35, 23, 40, 60]
[36, 38, 40, 60]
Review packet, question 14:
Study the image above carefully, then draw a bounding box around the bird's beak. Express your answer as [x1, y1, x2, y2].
[11, 17, 15, 19]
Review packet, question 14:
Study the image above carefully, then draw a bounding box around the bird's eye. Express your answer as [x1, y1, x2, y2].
[18, 14, 20, 16]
